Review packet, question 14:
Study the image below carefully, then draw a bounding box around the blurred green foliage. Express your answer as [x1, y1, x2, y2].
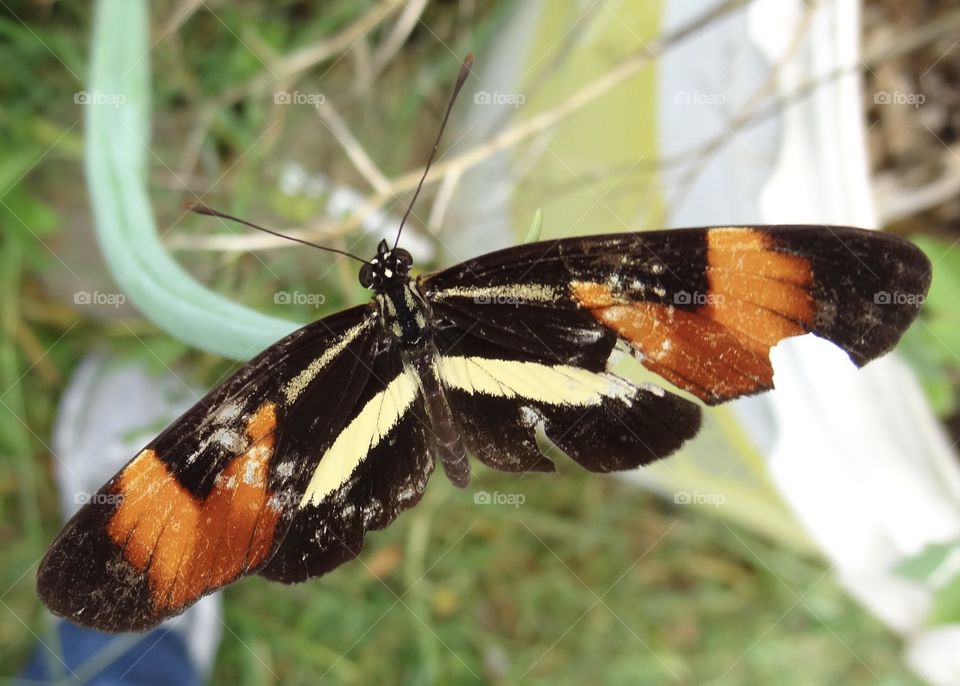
[899, 237, 960, 416]
[896, 541, 960, 625]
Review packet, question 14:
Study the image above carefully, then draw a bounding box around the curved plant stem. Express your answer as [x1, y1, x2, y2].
[87, 0, 299, 360]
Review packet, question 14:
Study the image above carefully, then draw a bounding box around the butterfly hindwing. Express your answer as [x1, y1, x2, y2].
[421, 226, 931, 405]
[260, 335, 435, 582]
[438, 355, 702, 473]
[422, 256, 698, 473]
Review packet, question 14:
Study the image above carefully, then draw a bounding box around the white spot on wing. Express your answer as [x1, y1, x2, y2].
[213, 403, 242, 424]
[642, 383, 666, 398]
[214, 429, 245, 452]
[520, 406, 540, 427]
[398, 483, 417, 502]
[363, 500, 384, 526]
[571, 328, 604, 344]
[244, 458, 260, 485]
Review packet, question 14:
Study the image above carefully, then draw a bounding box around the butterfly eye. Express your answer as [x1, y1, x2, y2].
[394, 249, 413, 268]
[359, 263, 376, 288]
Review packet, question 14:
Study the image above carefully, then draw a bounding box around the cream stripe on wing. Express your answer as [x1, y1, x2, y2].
[299, 372, 419, 508]
[436, 356, 635, 406]
[283, 317, 374, 406]
[429, 284, 561, 303]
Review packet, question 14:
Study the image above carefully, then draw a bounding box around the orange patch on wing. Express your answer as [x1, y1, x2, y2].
[246, 402, 276, 442]
[703, 228, 814, 352]
[571, 229, 817, 403]
[576, 295, 775, 401]
[106, 401, 282, 614]
[568, 281, 619, 308]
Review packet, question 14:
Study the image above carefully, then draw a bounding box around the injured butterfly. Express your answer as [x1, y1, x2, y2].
[37, 55, 932, 631]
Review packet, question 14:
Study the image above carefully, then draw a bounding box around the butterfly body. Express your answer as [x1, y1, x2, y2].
[363, 238, 471, 486]
[38, 225, 931, 631]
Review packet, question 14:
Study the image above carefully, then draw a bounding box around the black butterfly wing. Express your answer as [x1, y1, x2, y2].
[419, 226, 930, 471]
[259, 331, 434, 583]
[37, 304, 434, 631]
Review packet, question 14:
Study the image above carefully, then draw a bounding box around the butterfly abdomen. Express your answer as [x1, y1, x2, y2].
[376, 281, 471, 487]
[403, 343, 471, 488]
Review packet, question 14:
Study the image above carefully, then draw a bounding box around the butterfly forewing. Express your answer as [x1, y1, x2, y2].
[37, 305, 395, 631]
[420, 226, 931, 405]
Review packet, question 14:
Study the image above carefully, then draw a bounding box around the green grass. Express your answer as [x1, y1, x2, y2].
[0, 1, 926, 683]
[214, 466, 918, 685]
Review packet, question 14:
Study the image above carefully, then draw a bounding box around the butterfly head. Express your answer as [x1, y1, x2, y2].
[359, 239, 413, 291]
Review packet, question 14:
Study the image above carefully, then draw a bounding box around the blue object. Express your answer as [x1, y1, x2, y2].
[19, 621, 200, 685]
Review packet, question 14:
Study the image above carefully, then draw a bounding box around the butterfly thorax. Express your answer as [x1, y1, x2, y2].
[360, 240, 470, 484]
[359, 239, 426, 345]
[375, 281, 429, 345]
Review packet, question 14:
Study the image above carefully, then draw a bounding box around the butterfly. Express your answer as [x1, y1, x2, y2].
[37, 56, 932, 632]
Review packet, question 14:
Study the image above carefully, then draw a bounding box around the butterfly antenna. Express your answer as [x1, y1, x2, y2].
[184, 202, 370, 265]
[393, 53, 474, 250]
